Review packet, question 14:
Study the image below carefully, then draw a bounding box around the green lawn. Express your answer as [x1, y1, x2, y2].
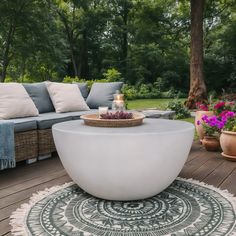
[179, 117, 194, 124]
[127, 98, 186, 110]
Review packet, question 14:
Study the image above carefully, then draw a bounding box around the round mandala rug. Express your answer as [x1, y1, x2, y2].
[10, 178, 236, 236]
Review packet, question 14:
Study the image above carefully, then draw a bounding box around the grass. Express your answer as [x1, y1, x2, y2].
[179, 117, 195, 124]
[127, 98, 186, 110]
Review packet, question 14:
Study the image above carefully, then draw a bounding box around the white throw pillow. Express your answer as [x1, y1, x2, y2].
[46, 82, 90, 113]
[0, 83, 39, 119]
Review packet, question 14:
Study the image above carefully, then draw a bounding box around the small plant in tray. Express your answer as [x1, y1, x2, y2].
[100, 111, 133, 119]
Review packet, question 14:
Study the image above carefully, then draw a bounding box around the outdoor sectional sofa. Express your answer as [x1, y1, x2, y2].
[1, 81, 123, 164]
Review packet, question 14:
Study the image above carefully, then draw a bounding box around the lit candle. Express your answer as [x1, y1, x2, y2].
[116, 95, 122, 100]
[98, 106, 108, 117]
[112, 92, 125, 111]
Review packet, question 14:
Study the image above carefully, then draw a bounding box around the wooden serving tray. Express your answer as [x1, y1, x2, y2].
[80, 113, 145, 127]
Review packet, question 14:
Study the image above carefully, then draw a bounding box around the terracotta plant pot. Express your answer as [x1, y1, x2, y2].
[202, 136, 220, 152]
[195, 111, 214, 141]
[220, 131, 236, 161]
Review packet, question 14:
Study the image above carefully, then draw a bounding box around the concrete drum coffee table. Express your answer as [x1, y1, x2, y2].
[52, 119, 194, 201]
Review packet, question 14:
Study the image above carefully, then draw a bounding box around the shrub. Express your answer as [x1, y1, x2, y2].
[62, 76, 110, 89]
[154, 77, 165, 91]
[103, 68, 123, 82]
[5, 75, 35, 83]
[167, 100, 191, 119]
[149, 87, 161, 98]
[63, 76, 82, 83]
[122, 84, 139, 100]
[139, 84, 151, 98]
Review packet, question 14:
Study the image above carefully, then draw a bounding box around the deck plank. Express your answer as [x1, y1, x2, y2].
[203, 161, 236, 188]
[0, 156, 64, 189]
[0, 169, 66, 199]
[0, 175, 70, 209]
[219, 168, 236, 194]
[0, 199, 26, 222]
[190, 156, 224, 181]
[179, 151, 215, 178]
[0, 219, 10, 236]
[0, 141, 236, 236]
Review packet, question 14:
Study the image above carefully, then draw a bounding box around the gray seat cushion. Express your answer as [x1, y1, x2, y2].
[23, 82, 55, 113]
[7, 117, 37, 133]
[86, 82, 123, 109]
[62, 109, 98, 120]
[74, 83, 89, 99]
[35, 113, 72, 129]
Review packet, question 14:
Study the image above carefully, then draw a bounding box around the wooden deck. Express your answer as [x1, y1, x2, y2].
[0, 141, 236, 236]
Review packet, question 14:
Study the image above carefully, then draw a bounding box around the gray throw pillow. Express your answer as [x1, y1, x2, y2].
[23, 82, 55, 113]
[74, 83, 89, 99]
[86, 82, 123, 109]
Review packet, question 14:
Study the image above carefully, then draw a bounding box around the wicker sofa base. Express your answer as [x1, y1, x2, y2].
[14, 129, 56, 163]
[38, 129, 56, 156]
[15, 130, 38, 162]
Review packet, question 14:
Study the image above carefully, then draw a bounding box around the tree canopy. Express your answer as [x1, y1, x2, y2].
[0, 0, 235, 96]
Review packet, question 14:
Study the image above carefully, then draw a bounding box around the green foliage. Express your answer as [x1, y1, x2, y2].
[122, 84, 139, 100]
[167, 100, 191, 119]
[102, 68, 123, 82]
[62, 76, 110, 89]
[202, 123, 221, 137]
[224, 118, 236, 132]
[63, 76, 82, 83]
[122, 83, 161, 100]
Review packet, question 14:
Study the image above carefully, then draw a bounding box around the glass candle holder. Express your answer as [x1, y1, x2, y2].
[98, 106, 108, 118]
[112, 91, 125, 111]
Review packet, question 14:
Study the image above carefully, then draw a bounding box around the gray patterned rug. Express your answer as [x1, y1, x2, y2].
[10, 178, 236, 236]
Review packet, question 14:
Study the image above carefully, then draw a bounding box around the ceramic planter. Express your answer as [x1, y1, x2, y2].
[220, 131, 236, 161]
[195, 111, 214, 141]
[202, 136, 220, 152]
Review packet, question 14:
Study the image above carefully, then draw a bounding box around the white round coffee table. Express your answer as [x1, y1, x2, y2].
[52, 119, 194, 201]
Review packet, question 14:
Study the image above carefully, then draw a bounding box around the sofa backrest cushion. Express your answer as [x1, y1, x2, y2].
[46, 82, 90, 113]
[74, 83, 89, 99]
[0, 83, 39, 119]
[86, 82, 123, 109]
[23, 82, 55, 113]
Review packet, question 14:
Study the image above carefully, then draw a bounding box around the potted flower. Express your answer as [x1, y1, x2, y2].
[212, 101, 235, 115]
[219, 111, 236, 161]
[195, 102, 213, 141]
[198, 114, 223, 151]
[195, 101, 235, 142]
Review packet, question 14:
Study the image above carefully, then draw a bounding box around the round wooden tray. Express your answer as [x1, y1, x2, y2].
[80, 112, 145, 127]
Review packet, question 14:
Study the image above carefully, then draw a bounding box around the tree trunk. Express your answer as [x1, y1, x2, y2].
[57, 10, 78, 77]
[71, 47, 78, 77]
[0, 21, 15, 82]
[78, 30, 89, 79]
[186, 0, 207, 109]
[121, 1, 129, 78]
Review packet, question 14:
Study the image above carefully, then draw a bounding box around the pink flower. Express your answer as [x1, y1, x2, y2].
[197, 120, 201, 125]
[196, 102, 209, 111]
[214, 101, 225, 109]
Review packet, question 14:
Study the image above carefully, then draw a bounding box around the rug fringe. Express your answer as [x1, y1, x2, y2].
[10, 182, 74, 236]
[177, 177, 236, 210]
